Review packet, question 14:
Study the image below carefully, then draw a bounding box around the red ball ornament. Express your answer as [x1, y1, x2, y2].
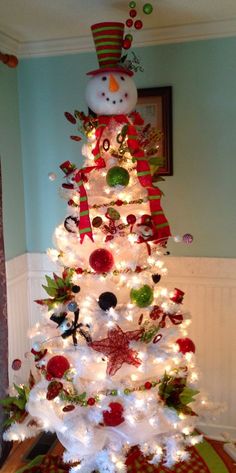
[87, 397, 96, 406]
[183, 233, 194, 244]
[103, 402, 124, 426]
[123, 38, 132, 50]
[134, 19, 143, 30]
[127, 214, 136, 225]
[144, 381, 152, 390]
[89, 248, 114, 273]
[129, 8, 137, 17]
[176, 338, 196, 354]
[115, 199, 123, 206]
[47, 355, 70, 379]
[126, 18, 133, 28]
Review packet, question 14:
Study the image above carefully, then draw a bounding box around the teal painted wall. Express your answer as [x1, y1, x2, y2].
[0, 64, 26, 260]
[18, 37, 236, 257]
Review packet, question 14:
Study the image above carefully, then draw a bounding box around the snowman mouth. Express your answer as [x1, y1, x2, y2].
[102, 92, 128, 105]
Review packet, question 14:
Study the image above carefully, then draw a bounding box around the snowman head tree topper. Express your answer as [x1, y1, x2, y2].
[85, 22, 138, 115]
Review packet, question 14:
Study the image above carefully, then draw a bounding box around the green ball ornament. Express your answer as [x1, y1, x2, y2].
[106, 166, 130, 188]
[130, 285, 154, 308]
[143, 3, 153, 14]
[129, 1, 136, 8]
[125, 33, 133, 42]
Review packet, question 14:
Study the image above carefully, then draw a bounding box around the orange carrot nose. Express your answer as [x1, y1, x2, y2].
[109, 74, 119, 92]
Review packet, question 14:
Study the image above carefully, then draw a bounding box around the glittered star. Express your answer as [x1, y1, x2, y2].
[89, 325, 143, 376]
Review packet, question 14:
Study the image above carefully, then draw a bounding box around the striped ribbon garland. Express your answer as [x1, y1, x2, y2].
[91, 115, 171, 243]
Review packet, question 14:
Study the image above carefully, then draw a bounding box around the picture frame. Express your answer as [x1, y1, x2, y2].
[136, 86, 173, 176]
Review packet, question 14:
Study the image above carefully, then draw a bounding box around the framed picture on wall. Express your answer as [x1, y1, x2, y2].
[136, 86, 173, 176]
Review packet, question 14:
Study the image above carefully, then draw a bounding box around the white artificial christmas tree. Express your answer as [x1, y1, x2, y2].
[2, 20, 213, 473]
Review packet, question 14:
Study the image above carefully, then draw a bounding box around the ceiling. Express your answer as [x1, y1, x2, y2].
[1, 0, 236, 58]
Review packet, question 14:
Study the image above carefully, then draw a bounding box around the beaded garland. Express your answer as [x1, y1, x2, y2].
[59, 378, 161, 408]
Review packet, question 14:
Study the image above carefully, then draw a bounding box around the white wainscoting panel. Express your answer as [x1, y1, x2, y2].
[6, 254, 30, 385]
[6, 253, 236, 436]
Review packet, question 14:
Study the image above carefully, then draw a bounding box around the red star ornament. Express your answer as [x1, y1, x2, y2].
[89, 325, 143, 376]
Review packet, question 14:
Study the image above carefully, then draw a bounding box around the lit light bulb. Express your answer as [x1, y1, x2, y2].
[131, 374, 138, 381]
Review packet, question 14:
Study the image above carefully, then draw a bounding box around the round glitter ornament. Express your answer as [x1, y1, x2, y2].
[72, 285, 80, 294]
[89, 248, 114, 273]
[134, 19, 143, 29]
[129, 1, 136, 7]
[143, 3, 153, 15]
[126, 18, 133, 28]
[67, 301, 78, 312]
[47, 355, 70, 379]
[48, 172, 57, 181]
[106, 166, 130, 188]
[129, 8, 137, 18]
[126, 214, 136, 225]
[92, 216, 103, 227]
[130, 284, 154, 308]
[123, 38, 132, 50]
[12, 359, 22, 371]
[144, 381, 152, 390]
[125, 33, 133, 42]
[183, 233, 194, 244]
[87, 397, 96, 406]
[98, 292, 117, 311]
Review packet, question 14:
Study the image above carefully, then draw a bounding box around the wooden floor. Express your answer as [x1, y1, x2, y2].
[0, 436, 63, 473]
[1, 435, 236, 473]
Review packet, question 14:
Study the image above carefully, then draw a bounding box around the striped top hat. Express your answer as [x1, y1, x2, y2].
[87, 22, 133, 76]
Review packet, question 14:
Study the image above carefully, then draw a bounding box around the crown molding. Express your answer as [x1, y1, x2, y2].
[0, 30, 19, 55]
[1, 18, 236, 59]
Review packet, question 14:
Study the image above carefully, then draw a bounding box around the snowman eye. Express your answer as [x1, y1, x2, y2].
[120, 76, 125, 81]
[102, 76, 107, 81]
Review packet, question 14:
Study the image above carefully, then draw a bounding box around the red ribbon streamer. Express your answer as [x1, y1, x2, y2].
[74, 171, 93, 243]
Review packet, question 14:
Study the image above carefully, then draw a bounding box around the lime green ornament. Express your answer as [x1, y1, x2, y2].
[130, 285, 154, 308]
[106, 166, 130, 188]
[143, 3, 153, 14]
[129, 1, 136, 8]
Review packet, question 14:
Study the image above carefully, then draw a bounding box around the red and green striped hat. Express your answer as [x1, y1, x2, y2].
[87, 22, 133, 76]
